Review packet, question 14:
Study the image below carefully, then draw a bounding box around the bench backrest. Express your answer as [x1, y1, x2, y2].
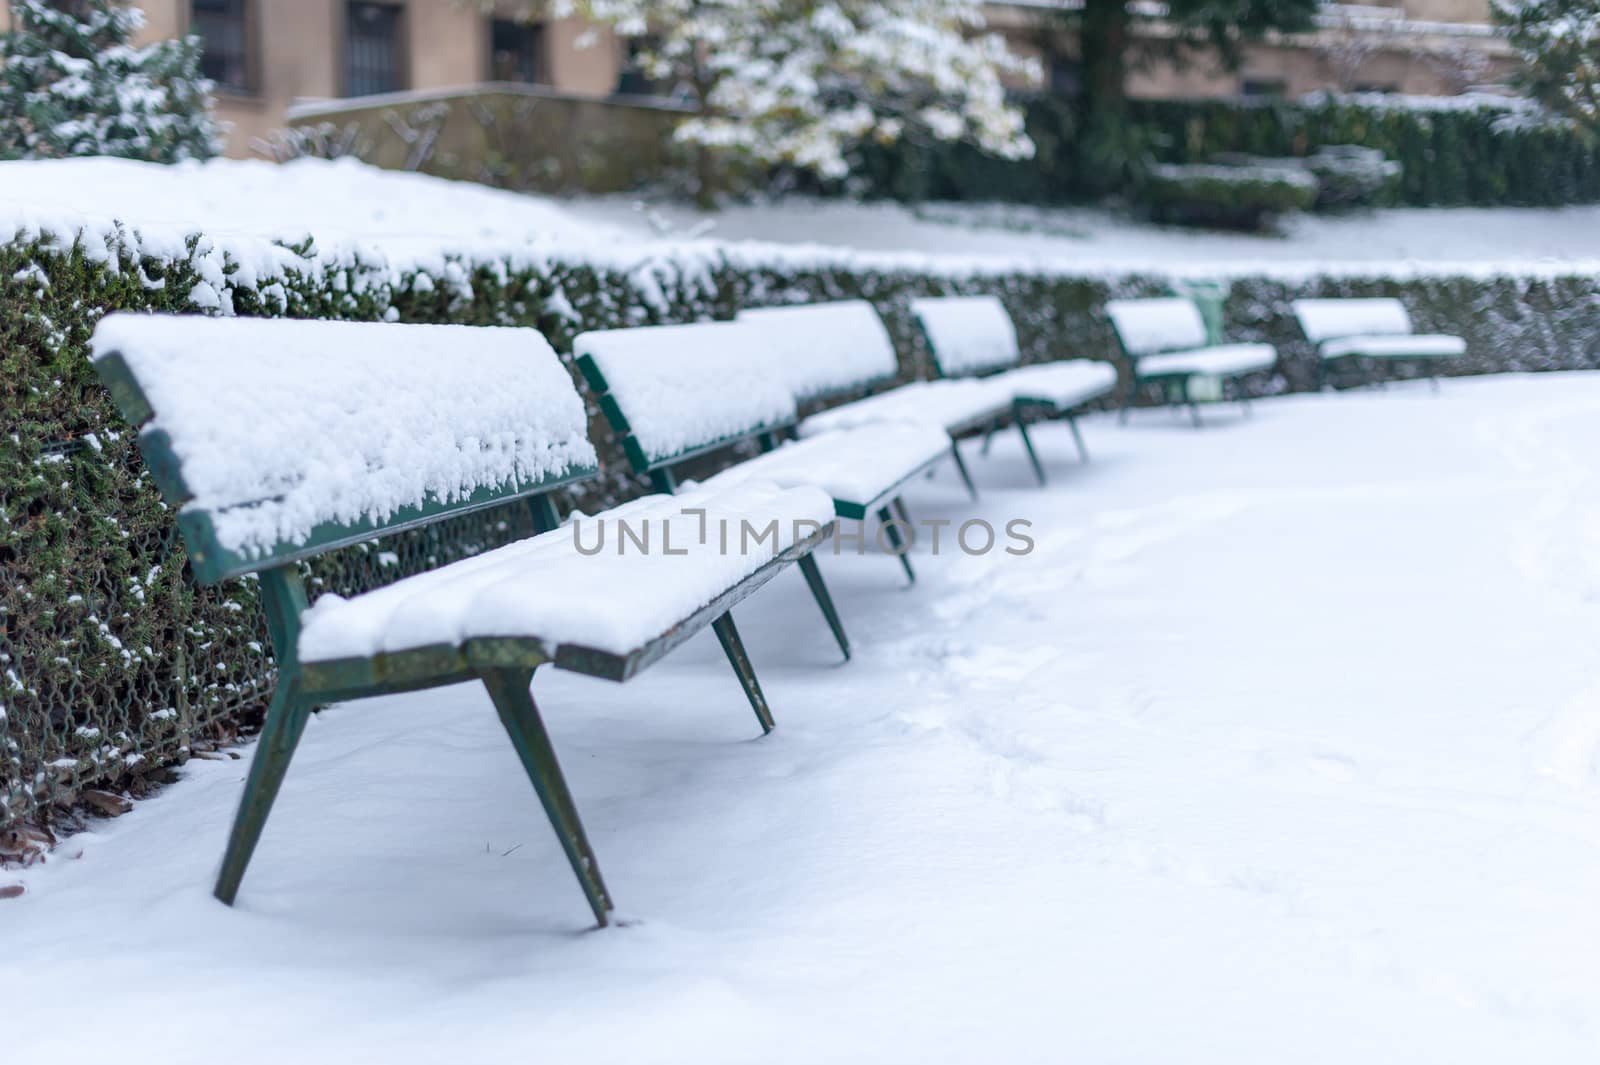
[910, 295, 1022, 377]
[737, 300, 900, 404]
[1292, 298, 1413, 342]
[91, 314, 598, 585]
[574, 320, 797, 473]
[1104, 298, 1210, 357]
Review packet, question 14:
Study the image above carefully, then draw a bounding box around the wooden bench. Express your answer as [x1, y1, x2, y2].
[1292, 297, 1466, 390]
[1106, 297, 1279, 427]
[91, 313, 837, 928]
[911, 295, 1119, 484]
[738, 299, 1004, 501]
[574, 319, 952, 602]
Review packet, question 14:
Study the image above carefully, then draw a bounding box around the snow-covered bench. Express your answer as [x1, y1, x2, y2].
[738, 300, 1006, 500]
[575, 319, 951, 602]
[90, 314, 837, 929]
[1292, 297, 1466, 390]
[1106, 297, 1278, 427]
[911, 295, 1120, 483]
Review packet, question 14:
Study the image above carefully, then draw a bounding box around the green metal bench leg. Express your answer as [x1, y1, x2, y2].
[215, 672, 311, 905]
[877, 504, 915, 586]
[1184, 380, 1203, 428]
[891, 496, 913, 526]
[1118, 379, 1139, 424]
[796, 552, 851, 662]
[1015, 414, 1048, 486]
[711, 611, 776, 735]
[480, 666, 613, 928]
[948, 439, 979, 501]
[1065, 414, 1090, 464]
[980, 419, 999, 457]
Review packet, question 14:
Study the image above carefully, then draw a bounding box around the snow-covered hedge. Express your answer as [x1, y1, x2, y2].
[4, 220, 1600, 835]
[855, 93, 1600, 208]
[1143, 164, 1320, 230]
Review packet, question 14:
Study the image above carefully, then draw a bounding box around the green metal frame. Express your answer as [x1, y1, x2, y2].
[95, 340, 836, 930]
[1106, 306, 1268, 429]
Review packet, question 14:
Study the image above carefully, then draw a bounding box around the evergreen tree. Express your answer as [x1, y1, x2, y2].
[1495, 0, 1600, 141]
[0, 0, 221, 163]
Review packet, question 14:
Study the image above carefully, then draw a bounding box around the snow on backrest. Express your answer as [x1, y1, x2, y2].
[573, 320, 798, 468]
[1292, 298, 1414, 342]
[910, 296, 1021, 376]
[1105, 298, 1210, 356]
[90, 314, 596, 572]
[737, 300, 900, 403]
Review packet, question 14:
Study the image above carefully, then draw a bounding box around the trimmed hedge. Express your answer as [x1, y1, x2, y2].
[1143, 163, 1319, 229]
[4, 221, 1600, 835]
[843, 94, 1600, 208]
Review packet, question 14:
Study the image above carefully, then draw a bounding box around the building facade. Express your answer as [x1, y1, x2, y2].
[0, 1, 1518, 158]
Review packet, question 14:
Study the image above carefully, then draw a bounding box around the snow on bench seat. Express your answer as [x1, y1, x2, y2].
[1320, 333, 1466, 360]
[797, 378, 1012, 437]
[576, 319, 951, 513]
[1005, 360, 1119, 409]
[708, 422, 952, 517]
[574, 320, 796, 466]
[911, 294, 1120, 482]
[1135, 343, 1279, 378]
[1292, 298, 1465, 362]
[1105, 298, 1210, 358]
[911, 295, 1118, 408]
[910, 295, 1022, 376]
[1292, 297, 1411, 342]
[737, 300, 900, 403]
[298, 478, 834, 661]
[1106, 297, 1279, 426]
[90, 314, 596, 569]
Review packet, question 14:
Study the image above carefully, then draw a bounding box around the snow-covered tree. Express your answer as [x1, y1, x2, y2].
[1494, 0, 1600, 139]
[0, 0, 221, 163]
[480, 0, 1038, 201]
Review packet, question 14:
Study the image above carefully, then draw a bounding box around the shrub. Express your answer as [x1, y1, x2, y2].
[1302, 145, 1403, 210]
[1142, 163, 1319, 229]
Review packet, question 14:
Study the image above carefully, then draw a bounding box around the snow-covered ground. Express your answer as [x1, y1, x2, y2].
[572, 195, 1600, 273]
[0, 155, 623, 248]
[9, 374, 1600, 1063]
[5, 156, 1598, 279]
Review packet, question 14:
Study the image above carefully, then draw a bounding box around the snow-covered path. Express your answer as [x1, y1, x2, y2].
[9, 374, 1600, 1063]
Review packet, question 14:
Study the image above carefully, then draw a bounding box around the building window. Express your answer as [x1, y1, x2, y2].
[490, 18, 545, 84]
[615, 36, 661, 96]
[192, 0, 253, 95]
[1240, 78, 1287, 99]
[345, 2, 405, 98]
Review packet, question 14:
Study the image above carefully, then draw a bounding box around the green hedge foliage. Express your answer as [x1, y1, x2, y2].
[1143, 163, 1319, 229]
[844, 94, 1600, 208]
[3, 222, 1599, 834]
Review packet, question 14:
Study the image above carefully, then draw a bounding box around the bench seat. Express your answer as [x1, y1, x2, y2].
[1319, 333, 1467, 360]
[713, 422, 953, 521]
[1136, 342, 1279, 379]
[299, 480, 834, 671]
[797, 379, 1011, 438]
[1005, 359, 1120, 409]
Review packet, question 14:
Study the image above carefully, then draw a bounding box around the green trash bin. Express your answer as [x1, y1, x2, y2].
[1169, 278, 1230, 346]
